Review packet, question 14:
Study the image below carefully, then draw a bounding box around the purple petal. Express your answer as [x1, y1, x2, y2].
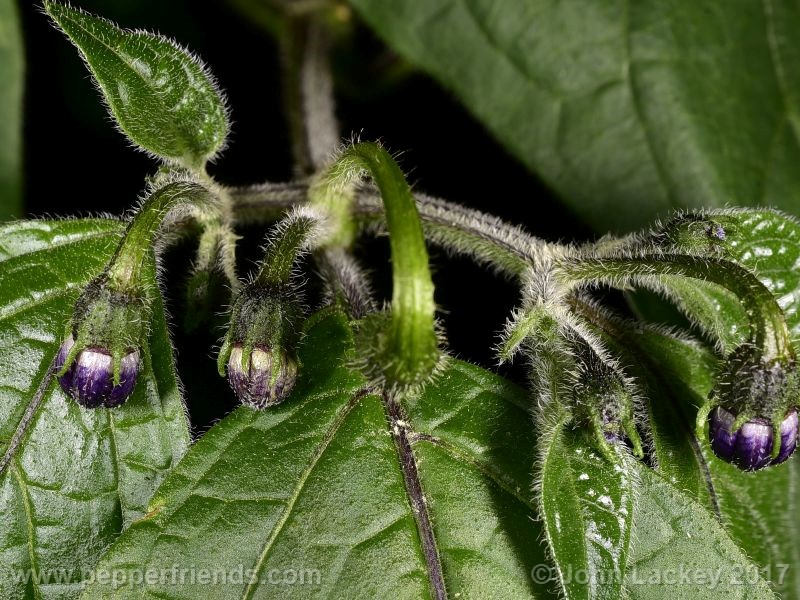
[56, 337, 139, 408]
[106, 350, 141, 408]
[775, 408, 799, 465]
[733, 418, 773, 471]
[709, 407, 738, 461]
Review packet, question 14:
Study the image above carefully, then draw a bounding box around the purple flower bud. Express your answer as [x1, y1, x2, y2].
[709, 406, 799, 470]
[227, 344, 297, 409]
[55, 336, 140, 408]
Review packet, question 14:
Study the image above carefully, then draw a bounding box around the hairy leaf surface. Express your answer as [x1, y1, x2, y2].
[44, 2, 229, 170]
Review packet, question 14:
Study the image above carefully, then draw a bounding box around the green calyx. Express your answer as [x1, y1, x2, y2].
[217, 284, 304, 378]
[59, 274, 151, 386]
[571, 349, 644, 461]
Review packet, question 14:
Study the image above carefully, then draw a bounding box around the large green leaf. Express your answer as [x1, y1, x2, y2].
[0, 0, 23, 219]
[348, 0, 800, 232]
[0, 219, 190, 599]
[83, 306, 778, 599]
[44, 2, 229, 170]
[83, 309, 553, 599]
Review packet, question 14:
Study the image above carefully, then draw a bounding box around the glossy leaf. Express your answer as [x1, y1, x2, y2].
[0, 219, 190, 599]
[539, 423, 632, 600]
[83, 306, 781, 599]
[541, 420, 775, 598]
[348, 0, 800, 232]
[44, 2, 229, 170]
[83, 310, 554, 599]
[625, 460, 776, 599]
[0, 0, 23, 219]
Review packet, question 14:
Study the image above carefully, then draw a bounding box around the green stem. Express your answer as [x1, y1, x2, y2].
[254, 210, 321, 286]
[312, 142, 438, 385]
[559, 254, 793, 361]
[229, 181, 542, 278]
[107, 181, 216, 292]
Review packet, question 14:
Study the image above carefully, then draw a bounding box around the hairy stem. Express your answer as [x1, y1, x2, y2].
[107, 181, 217, 292]
[228, 181, 548, 278]
[255, 208, 323, 286]
[311, 143, 439, 386]
[280, 15, 338, 176]
[559, 255, 793, 361]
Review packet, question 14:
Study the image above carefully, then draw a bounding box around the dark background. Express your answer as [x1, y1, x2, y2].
[18, 0, 591, 428]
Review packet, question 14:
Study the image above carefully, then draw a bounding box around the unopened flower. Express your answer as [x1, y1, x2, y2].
[709, 406, 798, 470]
[227, 344, 298, 409]
[55, 336, 140, 408]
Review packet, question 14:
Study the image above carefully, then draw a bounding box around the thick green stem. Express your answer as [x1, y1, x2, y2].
[560, 254, 793, 361]
[107, 181, 216, 292]
[312, 143, 439, 386]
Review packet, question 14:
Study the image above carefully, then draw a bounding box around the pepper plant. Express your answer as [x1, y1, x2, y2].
[2, 1, 800, 599]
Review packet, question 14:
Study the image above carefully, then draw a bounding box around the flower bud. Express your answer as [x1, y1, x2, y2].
[218, 285, 303, 409]
[650, 212, 731, 254]
[227, 344, 298, 409]
[57, 275, 150, 409]
[709, 406, 798, 470]
[55, 336, 140, 408]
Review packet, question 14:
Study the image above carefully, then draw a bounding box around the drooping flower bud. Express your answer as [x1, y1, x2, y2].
[709, 406, 798, 470]
[705, 345, 800, 470]
[571, 345, 644, 459]
[227, 344, 298, 409]
[218, 285, 303, 409]
[55, 336, 140, 408]
[56, 275, 150, 409]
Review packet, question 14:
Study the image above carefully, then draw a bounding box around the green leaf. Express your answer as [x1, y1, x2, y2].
[348, 0, 800, 232]
[0, 219, 190, 599]
[0, 0, 24, 219]
[539, 424, 632, 600]
[44, 2, 229, 170]
[540, 409, 774, 598]
[625, 461, 776, 599]
[83, 310, 554, 599]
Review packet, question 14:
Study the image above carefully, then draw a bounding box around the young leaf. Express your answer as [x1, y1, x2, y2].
[82, 310, 554, 599]
[349, 0, 800, 232]
[0, 0, 23, 219]
[44, 2, 229, 170]
[539, 422, 633, 600]
[0, 219, 190, 598]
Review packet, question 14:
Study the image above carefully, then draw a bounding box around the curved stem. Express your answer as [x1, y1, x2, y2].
[312, 142, 438, 385]
[254, 208, 322, 286]
[107, 181, 216, 292]
[559, 254, 793, 361]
